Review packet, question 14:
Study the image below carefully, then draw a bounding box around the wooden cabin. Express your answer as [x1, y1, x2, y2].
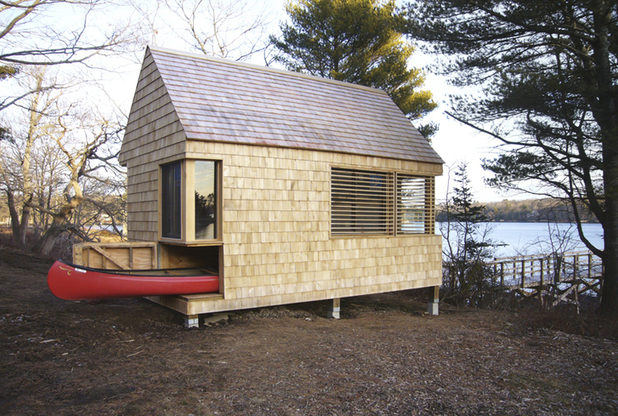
[90, 47, 443, 325]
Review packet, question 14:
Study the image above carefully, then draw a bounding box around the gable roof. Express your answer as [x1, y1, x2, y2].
[145, 47, 442, 164]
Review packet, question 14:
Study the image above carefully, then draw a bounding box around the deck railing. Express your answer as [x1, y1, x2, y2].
[487, 251, 603, 289]
[442, 251, 603, 308]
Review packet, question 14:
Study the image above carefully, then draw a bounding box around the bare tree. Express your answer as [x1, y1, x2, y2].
[0, 67, 125, 254]
[30, 134, 65, 235]
[0, 66, 61, 247]
[1, 0, 130, 66]
[72, 176, 126, 240]
[33, 105, 125, 255]
[151, 0, 271, 60]
[1, 0, 137, 112]
[0, 1, 137, 253]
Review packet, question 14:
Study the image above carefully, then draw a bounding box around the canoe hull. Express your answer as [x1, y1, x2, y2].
[47, 260, 219, 300]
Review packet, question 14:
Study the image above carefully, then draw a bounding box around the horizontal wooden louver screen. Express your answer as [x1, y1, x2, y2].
[397, 174, 428, 234]
[331, 168, 393, 235]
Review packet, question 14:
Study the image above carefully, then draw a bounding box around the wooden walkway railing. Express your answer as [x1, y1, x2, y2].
[487, 251, 603, 306]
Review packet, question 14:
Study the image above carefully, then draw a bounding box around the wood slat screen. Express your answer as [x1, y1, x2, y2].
[425, 176, 435, 234]
[331, 168, 394, 235]
[396, 174, 432, 234]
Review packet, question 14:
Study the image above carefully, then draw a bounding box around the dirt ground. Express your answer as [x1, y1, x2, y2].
[0, 246, 616, 416]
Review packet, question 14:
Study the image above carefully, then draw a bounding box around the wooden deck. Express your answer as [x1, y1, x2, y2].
[487, 251, 603, 307]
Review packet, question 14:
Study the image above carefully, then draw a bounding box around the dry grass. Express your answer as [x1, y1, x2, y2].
[514, 301, 618, 340]
[0, 245, 616, 415]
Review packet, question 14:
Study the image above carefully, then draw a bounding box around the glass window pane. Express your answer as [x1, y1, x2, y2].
[161, 161, 181, 238]
[397, 175, 426, 234]
[194, 161, 217, 239]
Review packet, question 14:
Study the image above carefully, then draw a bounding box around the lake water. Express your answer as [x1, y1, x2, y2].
[438, 222, 604, 258]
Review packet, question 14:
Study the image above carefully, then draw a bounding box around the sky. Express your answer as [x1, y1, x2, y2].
[123, 0, 523, 204]
[4, 0, 524, 204]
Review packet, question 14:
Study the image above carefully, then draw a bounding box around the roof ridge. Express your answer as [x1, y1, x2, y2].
[148, 46, 388, 96]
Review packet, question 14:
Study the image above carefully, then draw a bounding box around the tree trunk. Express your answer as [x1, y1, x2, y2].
[6, 191, 32, 248]
[17, 200, 31, 247]
[600, 254, 618, 318]
[593, 2, 618, 319]
[597, 108, 618, 319]
[6, 190, 21, 245]
[36, 192, 82, 256]
[600, 198, 618, 318]
[36, 218, 65, 257]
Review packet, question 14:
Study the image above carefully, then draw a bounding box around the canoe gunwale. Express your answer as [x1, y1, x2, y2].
[57, 259, 218, 277]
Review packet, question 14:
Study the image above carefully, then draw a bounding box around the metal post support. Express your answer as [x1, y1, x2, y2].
[328, 298, 341, 319]
[427, 286, 439, 316]
[185, 314, 199, 328]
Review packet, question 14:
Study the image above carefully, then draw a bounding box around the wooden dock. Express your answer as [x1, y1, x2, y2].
[487, 251, 603, 307]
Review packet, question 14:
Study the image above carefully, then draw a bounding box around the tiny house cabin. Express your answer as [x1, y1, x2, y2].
[111, 47, 443, 324]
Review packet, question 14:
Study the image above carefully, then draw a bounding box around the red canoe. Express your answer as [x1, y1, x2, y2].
[47, 260, 219, 300]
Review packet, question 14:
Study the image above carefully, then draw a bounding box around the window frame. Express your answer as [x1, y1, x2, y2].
[330, 166, 435, 237]
[159, 158, 223, 245]
[396, 173, 435, 235]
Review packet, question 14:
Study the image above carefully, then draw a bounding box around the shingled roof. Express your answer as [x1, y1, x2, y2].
[147, 47, 442, 164]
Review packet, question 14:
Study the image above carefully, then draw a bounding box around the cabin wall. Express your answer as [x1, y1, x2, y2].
[119, 48, 443, 317]
[175, 141, 442, 314]
[120, 50, 186, 242]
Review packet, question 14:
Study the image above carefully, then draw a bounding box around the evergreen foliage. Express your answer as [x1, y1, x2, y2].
[404, 0, 618, 317]
[442, 164, 496, 306]
[0, 65, 17, 80]
[270, 0, 436, 132]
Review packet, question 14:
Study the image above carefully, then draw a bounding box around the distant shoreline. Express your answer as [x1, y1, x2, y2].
[436, 197, 598, 224]
[437, 220, 601, 224]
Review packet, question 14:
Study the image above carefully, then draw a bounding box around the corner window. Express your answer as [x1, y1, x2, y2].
[160, 159, 221, 242]
[161, 161, 181, 239]
[331, 167, 434, 236]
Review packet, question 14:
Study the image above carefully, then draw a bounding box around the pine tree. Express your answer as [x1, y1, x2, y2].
[270, 0, 436, 134]
[442, 163, 494, 305]
[404, 0, 618, 317]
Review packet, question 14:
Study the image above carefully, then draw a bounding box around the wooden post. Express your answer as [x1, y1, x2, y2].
[328, 298, 341, 319]
[538, 257, 545, 307]
[427, 285, 439, 316]
[574, 281, 580, 315]
[393, 172, 398, 236]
